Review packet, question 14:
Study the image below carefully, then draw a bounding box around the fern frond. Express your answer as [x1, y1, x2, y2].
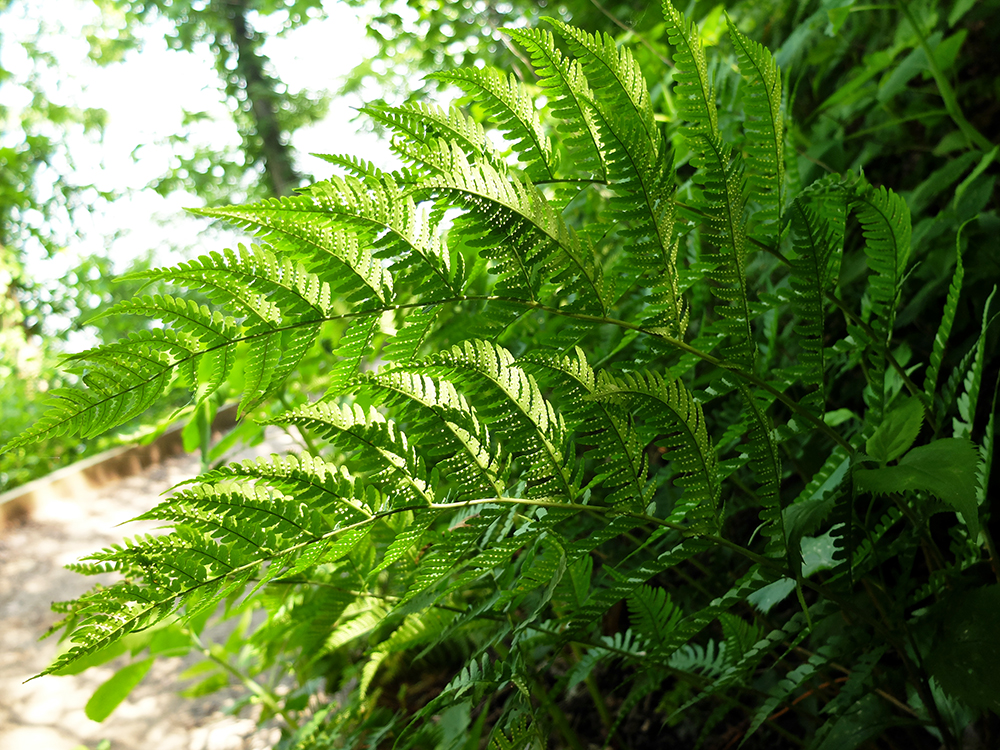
[952, 287, 996, 439]
[42, 480, 376, 677]
[544, 19, 687, 333]
[271, 400, 435, 507]
[744, 637, 846, 740]
[432, 67, 554, 182]
[923, 237, 963, 409]
[728, 15, 784, 230]
[190, 203, 392, 306]
[627, 584, 682, 657]
[504, 26, 607, 180]
[424, 339, 579, 502]
[364, 368, 509, 499]
[200, 174, 461, 299]
[5, 328, 193, 452]
[740, 385, 787, 560]
[324, 315, 380, 398]
[418, 156, 607, 314]
[850, 177, 911, 423]
[114, 245, 338, 414]
[181, 452, 374, 523]
[593, 371, 720, 530]
[382, 304, 441, 365]
[313, 152, 390, 180]
[696, 133, 754, 369]
[544, 19, 657, 151]
[521, 347, 651, 512]
[561, 537, 712, 636]
[668, 640, 726, 678]
[661, 1, 719, 139]
[361, 101, 500, 168]
[787, 182, 846, 414]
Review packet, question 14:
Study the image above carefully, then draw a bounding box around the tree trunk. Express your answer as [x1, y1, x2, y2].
[222, 0, 301, 197]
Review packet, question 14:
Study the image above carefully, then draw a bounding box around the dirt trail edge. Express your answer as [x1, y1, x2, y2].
[0, 430, 299, 750]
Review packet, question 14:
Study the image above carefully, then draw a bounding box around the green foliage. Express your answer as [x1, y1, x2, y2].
[5, 3, 998, 749]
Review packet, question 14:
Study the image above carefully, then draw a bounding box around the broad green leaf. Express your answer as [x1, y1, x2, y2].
[854, 438, 980, 539]
[747, 577, 796, 614]
[866, 395, 924, 464]
[783, 494, 836, 576]
[85, 657, 155, 722]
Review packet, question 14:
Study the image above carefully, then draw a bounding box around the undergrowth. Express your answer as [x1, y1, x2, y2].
[3, 2, 998, 748]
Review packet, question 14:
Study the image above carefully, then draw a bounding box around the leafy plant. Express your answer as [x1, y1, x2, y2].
[5, 2, 998, 748]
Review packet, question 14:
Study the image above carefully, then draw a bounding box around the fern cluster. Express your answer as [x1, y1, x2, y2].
[7, 3, 997, 748]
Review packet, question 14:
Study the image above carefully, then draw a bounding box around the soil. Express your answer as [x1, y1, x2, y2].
[0, 430, 299, 750]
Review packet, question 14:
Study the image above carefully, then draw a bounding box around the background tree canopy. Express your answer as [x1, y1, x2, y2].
[1, 0, 998, 747]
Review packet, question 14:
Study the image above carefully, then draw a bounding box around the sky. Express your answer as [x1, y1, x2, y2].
[2, 0, 392, 327]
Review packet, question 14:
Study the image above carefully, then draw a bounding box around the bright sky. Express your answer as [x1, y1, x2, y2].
[3, 0, 391, 335]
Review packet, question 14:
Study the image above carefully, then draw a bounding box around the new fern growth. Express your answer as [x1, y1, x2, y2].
[6, 3, 997, 748]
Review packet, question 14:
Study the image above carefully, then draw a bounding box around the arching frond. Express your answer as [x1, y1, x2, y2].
[661, 0, 719, 140]
[504, 26, 607, 180]
[728, 15, 784, 230]
[593, 371, 720, 530]
[432, 66, 554, 182]
[424, 339, 580, 503]
[787, 180, 846, 414]
[850, 177, 911, 423]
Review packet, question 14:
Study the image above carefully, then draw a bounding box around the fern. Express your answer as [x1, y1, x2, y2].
[5, 7, 996, 749]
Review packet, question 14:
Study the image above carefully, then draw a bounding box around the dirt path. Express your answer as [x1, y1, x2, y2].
[0, 431, 299, 750]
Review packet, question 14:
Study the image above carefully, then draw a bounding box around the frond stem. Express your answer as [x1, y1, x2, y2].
[188, 629, 299, 730]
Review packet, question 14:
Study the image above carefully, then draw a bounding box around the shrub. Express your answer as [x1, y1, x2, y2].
[5, 3, 997, 748]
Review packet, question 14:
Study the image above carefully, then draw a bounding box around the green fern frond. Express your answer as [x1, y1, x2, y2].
[787, 182, 846, 413]
[181, 452, 374, 523]
[364, 368, 509, 499]
[271, 400, 435, 507]
[740, 385, 787, 561]
[425, 339, 579, 502]
[324, 315, 380, 398]
[382, 304, 441, 365]
[696, 133, 754, 368]
[432, 67, 554, 182]
[361, 101, 500, 168]
[661, 0, 719, 140]
[673, 599, 834, 715]
[923, 236, 963, 410]
[419, 156, 607, 313]
[728, 15, 784, 230]
[521, 347, 651, 512]
[40, 479, 372, 678]
[191, 201, 392, 306]
[850, 177, 912, 423]
[313, 152, 390, 180]
[5, 328, 192, 452]
[561, 537, 712, 637]
[952, 287, 996, 438]
[627, 584, 682, 657]
[409, 654, 508, 726]
[504, 26, 607, 180]
[668, 640, 726, 678]
[593, 371, 720, 530]
[543, 18, 688, 332]
[744, 637, 846, 740]
[545, 18, 657, 152]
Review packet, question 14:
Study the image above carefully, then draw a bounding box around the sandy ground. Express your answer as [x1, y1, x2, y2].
[0, 430, 300, 750]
